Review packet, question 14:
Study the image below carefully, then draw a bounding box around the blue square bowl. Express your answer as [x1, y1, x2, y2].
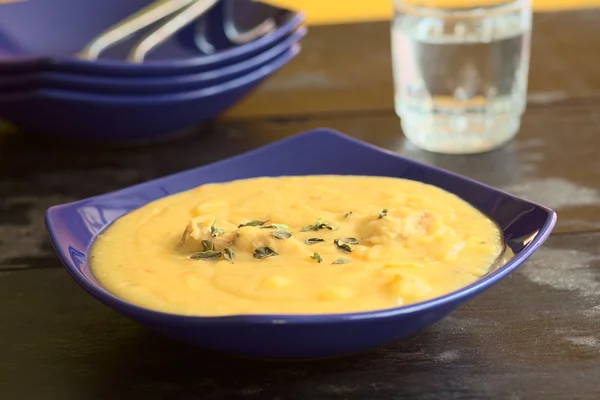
[0, 27, 306, 95]
[0, 45, 299, 142]
[45, 129, 557, 359]
[0, 0, 303, 76]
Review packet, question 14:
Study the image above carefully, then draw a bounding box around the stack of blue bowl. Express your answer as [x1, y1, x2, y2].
[0, 0, 305, 143]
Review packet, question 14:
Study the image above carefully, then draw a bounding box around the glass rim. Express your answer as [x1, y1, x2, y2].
[394, 0, 531, 18]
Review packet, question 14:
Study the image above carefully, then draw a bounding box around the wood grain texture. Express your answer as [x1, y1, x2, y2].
[1, 9, 599, 399]
[0, 233, 598, 399]
[225, 10, 600, 118]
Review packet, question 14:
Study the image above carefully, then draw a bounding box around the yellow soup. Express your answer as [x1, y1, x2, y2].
[91, 175, 505, 316]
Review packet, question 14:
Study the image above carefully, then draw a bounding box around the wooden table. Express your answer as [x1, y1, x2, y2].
[1, 10, 599, 400]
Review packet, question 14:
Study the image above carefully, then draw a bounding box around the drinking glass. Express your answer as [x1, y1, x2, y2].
[391, 0, 532, 154]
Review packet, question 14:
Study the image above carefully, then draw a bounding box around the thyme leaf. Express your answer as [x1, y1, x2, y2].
[201, 240, 214, 252]
[224, 247, 235, 263]
[334, 238, 353, 254]
[260, 223, 290, 231]
[190, 251, 222, 261]
[332, 258, 350, 265]
[238, 220, 269, 228]
[336, 237, 359, 245]
[254, 247, 278, 259]
[305, 238, 325, 245]
[210, 220, 225, 237]
[271, 230, 292, 240]
[301, 218, 336, 232]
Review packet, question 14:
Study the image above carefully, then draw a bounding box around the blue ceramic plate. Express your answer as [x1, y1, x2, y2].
[0, 27, 305, 95]
[0, 45, 299, 142]
[0, 0, 302, 76]
[45, 129, 557, 359]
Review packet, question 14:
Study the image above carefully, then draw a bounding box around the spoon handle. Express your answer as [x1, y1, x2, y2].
[78, 0, 197, 61]
[127, 0, 220, 63]
[223, 0, 277, 45]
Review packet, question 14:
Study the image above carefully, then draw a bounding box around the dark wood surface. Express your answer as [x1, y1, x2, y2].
[226, 9, 600, 118]
[1, 10, 600, 400]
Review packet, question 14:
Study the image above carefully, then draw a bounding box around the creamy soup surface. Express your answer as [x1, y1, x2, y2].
[90, 175, 505, 316]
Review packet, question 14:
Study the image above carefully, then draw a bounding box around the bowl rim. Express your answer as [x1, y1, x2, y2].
[45, 129, 557, 325]
[0, 27, 306, 89]
[0, 8, 303, 70]
[0, 44, 300, 103]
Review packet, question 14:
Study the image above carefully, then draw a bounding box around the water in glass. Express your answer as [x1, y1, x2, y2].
[391, 0, 532, 154]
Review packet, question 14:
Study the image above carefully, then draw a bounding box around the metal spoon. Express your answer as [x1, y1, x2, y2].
[127, 0, 219, 63]
[223, 0, 278, 45]
[195, 0, 284, 54]
[78, 0, 197, 61]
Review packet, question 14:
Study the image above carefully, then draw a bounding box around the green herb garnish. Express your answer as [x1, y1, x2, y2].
[190, 251, 223, 261]
[271, 230, 292, 240]
[332, 258, 350, 265]
[377, 209, 388, 219]
[305, 238, 325, 245]
[201, 240, 214, 252]
[260, 223, 290, 231]
[334, 238, 353, 254]
[301, 218, 336, 232]
[343, 211, 353, 218]
[310, 252, 323, 263]
[253, 246, 278, 259]
[224, 247, 235, 263]
[336, 237, 359, 245]
[238, 220, 269, 228]
[210, 220, 225, 237]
